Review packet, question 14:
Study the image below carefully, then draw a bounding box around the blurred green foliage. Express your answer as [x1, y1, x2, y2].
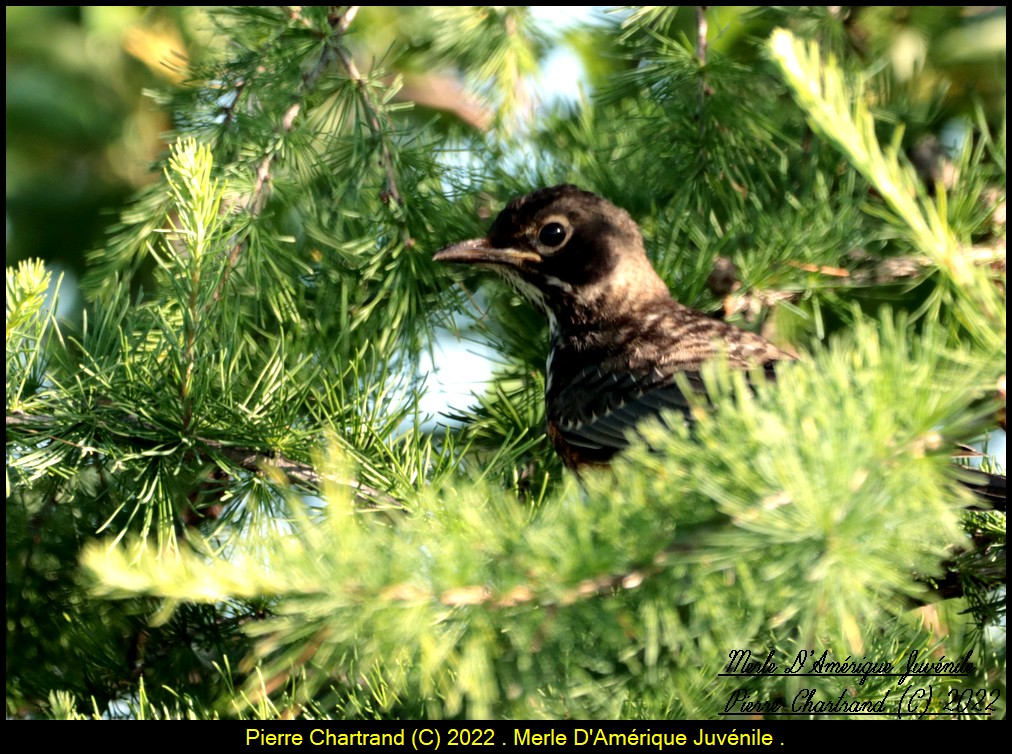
[5, 8, 203, 280]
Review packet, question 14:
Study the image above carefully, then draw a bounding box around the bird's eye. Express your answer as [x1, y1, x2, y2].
[538, 222, 567, 247]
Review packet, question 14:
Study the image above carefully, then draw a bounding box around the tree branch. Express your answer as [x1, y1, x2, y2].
[215, 6, 361, 304]
[331, 9, 405, 209]
[6, 411, 401, 509]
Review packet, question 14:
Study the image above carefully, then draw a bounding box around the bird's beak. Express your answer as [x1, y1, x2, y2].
[433, 238, 541, 267]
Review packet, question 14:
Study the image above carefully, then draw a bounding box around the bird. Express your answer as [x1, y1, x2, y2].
[434, 184, 791, 469]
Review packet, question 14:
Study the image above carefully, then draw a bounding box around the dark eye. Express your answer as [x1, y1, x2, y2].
[538, 222, 567, 247]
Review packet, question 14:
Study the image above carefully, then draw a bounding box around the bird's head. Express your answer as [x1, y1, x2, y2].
[435, 185, 670, 328]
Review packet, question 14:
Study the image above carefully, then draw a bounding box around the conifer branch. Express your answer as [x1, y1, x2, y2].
[768, 29, 1006, 353]
[216, 6, 363, 304]
[5, 411, 400, 509]
[331, 10, 405, 209]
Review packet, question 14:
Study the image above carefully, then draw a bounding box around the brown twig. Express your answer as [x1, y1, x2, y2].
[696, 6, 709, 119]
[6, 411, 401, 509]
[696, 6, 708, 65]
[214, 6, 361, 303]
[332, 10, 405, 208]
[396, 73, 493, 131]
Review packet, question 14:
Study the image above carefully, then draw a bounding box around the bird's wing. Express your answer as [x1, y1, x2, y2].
[550, 364, 704, 454]
[550, 353, 781, 457]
